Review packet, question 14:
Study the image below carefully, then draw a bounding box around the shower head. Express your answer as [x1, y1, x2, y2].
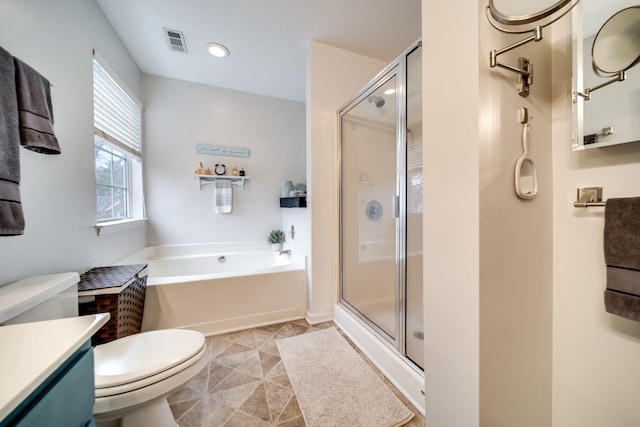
[369, 95, 385, 108]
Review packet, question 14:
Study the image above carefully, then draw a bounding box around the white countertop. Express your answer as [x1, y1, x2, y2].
[0, 313, 109, 421]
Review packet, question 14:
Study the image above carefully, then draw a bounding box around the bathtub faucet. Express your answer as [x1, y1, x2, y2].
[279, 249, 291, 257]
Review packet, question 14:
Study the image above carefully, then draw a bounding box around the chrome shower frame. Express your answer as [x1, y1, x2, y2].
[337, 38, 422, 372]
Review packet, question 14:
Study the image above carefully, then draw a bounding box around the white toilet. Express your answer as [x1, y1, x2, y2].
[0, 272, 207, 427]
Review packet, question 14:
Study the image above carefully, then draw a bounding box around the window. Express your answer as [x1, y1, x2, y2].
[93, 53, 144, 224]
[407, 135, 423, 213]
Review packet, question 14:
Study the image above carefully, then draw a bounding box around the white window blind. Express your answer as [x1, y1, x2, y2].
[407, 136, 422, 170]
[93, 56, 142, 157]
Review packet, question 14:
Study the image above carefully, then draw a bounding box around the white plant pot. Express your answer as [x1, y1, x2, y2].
[271, 243, 283, 252]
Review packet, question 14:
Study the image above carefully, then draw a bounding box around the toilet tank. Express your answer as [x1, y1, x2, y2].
[0, 272, 79, 325]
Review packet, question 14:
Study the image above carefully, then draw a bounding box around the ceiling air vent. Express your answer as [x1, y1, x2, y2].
[164, 28, 187, 53]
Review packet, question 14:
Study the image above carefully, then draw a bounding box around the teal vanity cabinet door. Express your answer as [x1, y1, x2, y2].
[2, 342, 96, 427]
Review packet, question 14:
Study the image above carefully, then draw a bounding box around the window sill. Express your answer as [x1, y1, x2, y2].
[95, 218, 147, 236]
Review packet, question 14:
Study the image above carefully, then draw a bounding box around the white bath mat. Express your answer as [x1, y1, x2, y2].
[276, 327, 415, 427]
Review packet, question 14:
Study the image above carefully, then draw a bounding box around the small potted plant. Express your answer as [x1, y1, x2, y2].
[267, 228, 286, 252]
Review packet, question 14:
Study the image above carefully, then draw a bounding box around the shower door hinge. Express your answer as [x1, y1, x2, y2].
[392, 195, 400, 218]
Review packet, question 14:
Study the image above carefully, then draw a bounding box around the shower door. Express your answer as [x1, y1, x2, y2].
[404, 45, 423, 369]
[340, 72, 399, 340]
[339, 41, 423, 370]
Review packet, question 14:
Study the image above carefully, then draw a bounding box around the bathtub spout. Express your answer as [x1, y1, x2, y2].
[279, 249, 291, 257]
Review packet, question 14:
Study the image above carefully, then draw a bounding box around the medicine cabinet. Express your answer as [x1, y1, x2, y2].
[572, 1, 640, 150]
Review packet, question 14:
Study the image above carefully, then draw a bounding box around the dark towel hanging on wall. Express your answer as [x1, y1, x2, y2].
[603, 197, 640, 322]
[0, 45, 59, 236]
[0, 46, 24, 236]
[14, 58, 60, 154]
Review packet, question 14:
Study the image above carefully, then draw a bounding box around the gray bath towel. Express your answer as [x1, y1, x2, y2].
[603, 198, 640, 321]
[604, 289, 640, 323]
[0, 46, 24, 236]
[603, 197, 640, 271]
[14, 57, 60, 154]
[214, 179, 233, 214]
[607, 266, 640, 296]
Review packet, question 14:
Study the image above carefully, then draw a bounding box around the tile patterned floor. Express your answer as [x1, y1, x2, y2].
[168, 319, 425, 427]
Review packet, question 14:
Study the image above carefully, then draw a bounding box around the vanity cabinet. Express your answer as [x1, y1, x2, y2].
[0, 314, 109, 427]
[2, 343, 95, 427]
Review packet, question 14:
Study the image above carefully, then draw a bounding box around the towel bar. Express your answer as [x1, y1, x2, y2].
[574, 186, 605, 207]
[574, 201, 606, 208]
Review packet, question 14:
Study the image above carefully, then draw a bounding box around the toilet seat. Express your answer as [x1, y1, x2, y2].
[93, 329, 207, 422]
[93, 329, 205, 399]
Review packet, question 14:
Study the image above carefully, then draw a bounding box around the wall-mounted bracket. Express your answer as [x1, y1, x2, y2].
[489, 26, 541, 97]
[574, 187, 604, 207]
[576, 71, 626, 101]
[516, 58, 533, 97]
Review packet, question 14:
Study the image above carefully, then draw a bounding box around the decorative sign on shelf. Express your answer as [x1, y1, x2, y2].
[196, 143, 250, 158]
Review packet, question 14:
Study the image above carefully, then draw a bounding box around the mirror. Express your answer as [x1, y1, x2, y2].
[573, 1, 640, 150]
[489, 0, 574, 26]
[592, 6, 640, 74]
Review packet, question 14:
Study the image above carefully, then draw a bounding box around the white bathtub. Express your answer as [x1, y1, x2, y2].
[114, 242, 307, 336]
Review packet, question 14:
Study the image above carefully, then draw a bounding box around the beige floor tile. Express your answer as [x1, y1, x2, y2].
[169, 397, 200, 420]
[257, 339, 280, 357]
[207, 361, 234, 392]
[175, 398, 204, 427]
[202, 396, 236, 427]
[212, 370, 261, 393]
[258, 351, 281, 378]
[264, 382, 294, 423]
[239, 383, 271, 422]
[210, 381, 261, 409]
[273, 395, 303, 424]
[171, 320, 424, 427]
[223, 410, 272, 427]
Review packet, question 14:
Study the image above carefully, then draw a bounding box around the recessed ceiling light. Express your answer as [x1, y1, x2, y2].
[384, 88, 396, 95]
[207, 42, 229, 58]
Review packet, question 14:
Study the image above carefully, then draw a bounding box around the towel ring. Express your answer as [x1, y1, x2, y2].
[515, 109, 538, 199]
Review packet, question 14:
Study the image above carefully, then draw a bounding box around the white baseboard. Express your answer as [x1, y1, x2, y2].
[305, 310, 333, 325]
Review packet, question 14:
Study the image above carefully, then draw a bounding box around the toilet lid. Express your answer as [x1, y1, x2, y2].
[93, 329, 205, 389]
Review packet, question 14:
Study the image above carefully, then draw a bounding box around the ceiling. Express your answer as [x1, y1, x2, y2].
[96, 0, 421, 103]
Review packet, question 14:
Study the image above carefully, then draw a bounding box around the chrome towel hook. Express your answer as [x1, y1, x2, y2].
[515, 108, 538, 199]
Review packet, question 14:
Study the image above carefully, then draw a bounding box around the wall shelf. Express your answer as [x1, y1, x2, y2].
[280, 196, 306, 208]
[572, 139, 638, 151]
[194, 174, 250, 190]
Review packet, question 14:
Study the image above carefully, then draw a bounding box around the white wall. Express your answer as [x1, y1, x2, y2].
[0, 0, 145, 286]
[282, 208, 310, 256]
[421, 0, 640, 425]
[142, 74, 305, 246]
[307, 41, 386, 323]
[552, 15, 640, 427]
[421, 0, 480, 425]
[478, 5, 554, 427]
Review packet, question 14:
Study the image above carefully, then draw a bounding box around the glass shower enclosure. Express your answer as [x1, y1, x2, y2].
[338, 41, 423, 370]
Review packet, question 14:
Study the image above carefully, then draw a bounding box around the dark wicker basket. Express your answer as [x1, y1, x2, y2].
[78, 264, 148, 346]
[280, 196, 306, 208]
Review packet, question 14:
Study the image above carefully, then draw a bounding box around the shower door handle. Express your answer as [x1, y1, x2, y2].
[392, 195, 400, 218]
